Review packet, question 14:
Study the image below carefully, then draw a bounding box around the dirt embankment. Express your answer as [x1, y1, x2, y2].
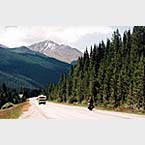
[0, 101, 30, 119]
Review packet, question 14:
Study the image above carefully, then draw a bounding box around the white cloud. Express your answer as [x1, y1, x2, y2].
[0, 26, 28, 47]
[51, 26, 113, 44]
[0, 26, 130, 52]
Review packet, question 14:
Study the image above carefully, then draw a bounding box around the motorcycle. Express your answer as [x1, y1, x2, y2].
[88, 103, 94, 111]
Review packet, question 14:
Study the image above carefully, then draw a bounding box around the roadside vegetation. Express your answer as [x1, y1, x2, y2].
[0, 83, 27, 109]
[0, 83, 40, 118]
[0, 83, 41, 108]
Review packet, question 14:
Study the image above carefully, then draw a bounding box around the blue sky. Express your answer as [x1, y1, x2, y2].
[0, 26, 132, 52]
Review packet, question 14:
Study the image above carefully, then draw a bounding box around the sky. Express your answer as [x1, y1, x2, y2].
[0, 26, 132, 52]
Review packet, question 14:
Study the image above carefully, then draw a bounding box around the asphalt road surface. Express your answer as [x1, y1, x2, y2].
[19, 97, 145, 120]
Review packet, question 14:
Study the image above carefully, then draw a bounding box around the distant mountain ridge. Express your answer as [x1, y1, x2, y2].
[28, 40, 82, 63]
[0, 44, 8, 48]
[10, 46, 37, 54]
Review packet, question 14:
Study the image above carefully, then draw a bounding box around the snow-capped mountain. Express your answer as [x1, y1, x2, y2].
[28, 40, 82, 63]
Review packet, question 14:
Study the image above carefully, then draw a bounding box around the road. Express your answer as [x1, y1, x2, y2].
[19, 97, 145, 120]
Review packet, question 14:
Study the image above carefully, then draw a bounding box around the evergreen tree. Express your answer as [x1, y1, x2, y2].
[46, 26, 145, 113]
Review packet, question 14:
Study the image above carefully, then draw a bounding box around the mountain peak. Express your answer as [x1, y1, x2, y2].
[28, 40, 82, 63]
[43, 40, 57, 44]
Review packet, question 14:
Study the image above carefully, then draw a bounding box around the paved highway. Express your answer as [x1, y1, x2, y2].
[19, 97, 145, 120]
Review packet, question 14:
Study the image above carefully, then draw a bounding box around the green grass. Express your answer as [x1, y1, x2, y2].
[0, 101, 30, 119]
[94, 106, 145, 115]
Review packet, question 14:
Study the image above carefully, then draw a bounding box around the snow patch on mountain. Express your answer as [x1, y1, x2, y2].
[28, 40, 82, 63]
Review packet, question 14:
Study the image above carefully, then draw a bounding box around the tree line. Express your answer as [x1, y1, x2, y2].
[44, 26, 145, 113]
[0, 83, 41, 109]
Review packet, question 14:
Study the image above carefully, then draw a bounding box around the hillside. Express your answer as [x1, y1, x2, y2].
[0, 47, 70, 89]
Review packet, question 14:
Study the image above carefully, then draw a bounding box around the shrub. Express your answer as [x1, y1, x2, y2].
[1, 102, 14, 109]
[81, 100, 87, 105]
[68, 97, 78, 104]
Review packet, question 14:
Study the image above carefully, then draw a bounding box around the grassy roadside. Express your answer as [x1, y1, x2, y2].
[47, 100, 145, 116]
[0, 100, 30, 119]
[94, 106, 145, 116]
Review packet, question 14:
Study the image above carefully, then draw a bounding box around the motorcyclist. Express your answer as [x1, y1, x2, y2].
[88, 97, 94, 110]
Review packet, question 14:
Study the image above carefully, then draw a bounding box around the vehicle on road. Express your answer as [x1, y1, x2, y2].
[38, 95, 47, 105]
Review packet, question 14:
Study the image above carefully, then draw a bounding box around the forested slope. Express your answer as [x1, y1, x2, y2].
[45, 26, 145, 113]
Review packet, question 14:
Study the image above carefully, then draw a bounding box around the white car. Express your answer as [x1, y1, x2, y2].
[38, 95, 47, 105]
